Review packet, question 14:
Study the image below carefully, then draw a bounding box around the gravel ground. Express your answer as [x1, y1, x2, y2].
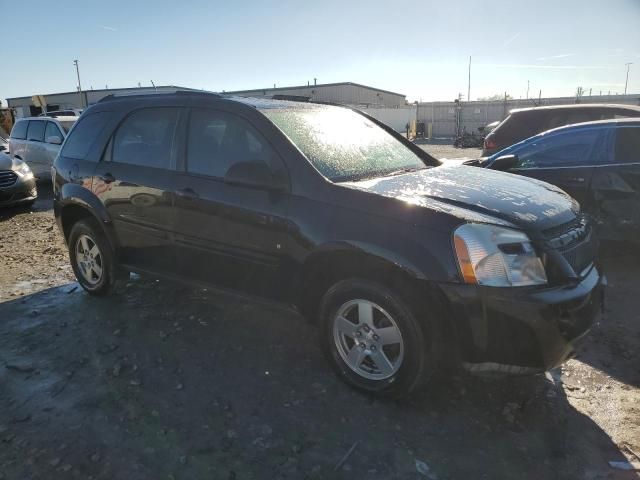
[0, 183, 639, 479]
[417, 143, 482, 161]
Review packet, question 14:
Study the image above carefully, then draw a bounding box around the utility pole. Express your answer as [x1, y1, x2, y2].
[624, 63, 633, 95]
[73, 59, 84, 108]
[467, 56, 471, 102]
[526, 80, 530, 100]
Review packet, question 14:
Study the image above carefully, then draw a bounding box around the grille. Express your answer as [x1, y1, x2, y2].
[0, 170, 18, 188]
[545, 215, 596, 276]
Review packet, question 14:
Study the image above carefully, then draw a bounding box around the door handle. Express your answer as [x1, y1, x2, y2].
[174, 188, 199, 200]
[100, 173, 116, 184]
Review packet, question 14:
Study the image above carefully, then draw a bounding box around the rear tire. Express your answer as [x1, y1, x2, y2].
[319, 278, 438, 398]
[68, 218, 123, 295]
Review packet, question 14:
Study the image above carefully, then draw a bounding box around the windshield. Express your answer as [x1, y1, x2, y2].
[261, 105, 428, 182]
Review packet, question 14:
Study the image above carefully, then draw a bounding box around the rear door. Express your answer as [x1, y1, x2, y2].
[506, 127, 607, 208]
[92, 107, 183, 273]
[590, 125, 640, 241]
[172, 107, 291, 298]
[25, 120, 49, 178]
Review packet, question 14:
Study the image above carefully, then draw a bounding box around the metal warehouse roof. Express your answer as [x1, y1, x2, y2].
[6, 85, 199, 101]
[225, 82, 406, 98]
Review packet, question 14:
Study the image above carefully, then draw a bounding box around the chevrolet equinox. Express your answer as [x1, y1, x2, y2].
[53, 91, 604, 396]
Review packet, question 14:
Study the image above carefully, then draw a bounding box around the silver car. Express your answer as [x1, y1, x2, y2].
[8, 116, 77, 180]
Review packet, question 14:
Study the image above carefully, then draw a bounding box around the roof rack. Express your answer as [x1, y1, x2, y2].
[98, 89, 221, 103]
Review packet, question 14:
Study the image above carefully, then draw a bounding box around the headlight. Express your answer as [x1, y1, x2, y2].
[453, 223, 547, 287]
[11, 158, 33, 178]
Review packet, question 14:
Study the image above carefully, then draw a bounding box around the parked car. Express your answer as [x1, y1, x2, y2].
[0, 135, 7, 152]
[52, 92, 603, 396]
[482, 104, 640, 156]
[9, 116, 78, 180]
[0, 151, 37, 207]
[476, 118, 640, 243]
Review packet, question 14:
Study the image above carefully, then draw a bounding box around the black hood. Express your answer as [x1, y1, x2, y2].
[345, 164, 579, 231]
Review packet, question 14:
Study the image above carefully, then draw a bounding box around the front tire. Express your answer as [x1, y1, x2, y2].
[68, 218, 121, 295]
[319, 279, 438, 398]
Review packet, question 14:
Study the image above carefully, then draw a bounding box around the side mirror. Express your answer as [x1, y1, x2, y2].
[224, 161, 286, 191]
[491, 154, 519, 171]
[46, 135, 62, 145]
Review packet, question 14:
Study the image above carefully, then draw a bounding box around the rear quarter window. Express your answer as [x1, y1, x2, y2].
[61, 112, 111, 160]
[10, 120, 28, 140]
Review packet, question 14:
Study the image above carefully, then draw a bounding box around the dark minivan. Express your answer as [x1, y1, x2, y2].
[53, 92, 604, 396]
[482, 104, 640, 156]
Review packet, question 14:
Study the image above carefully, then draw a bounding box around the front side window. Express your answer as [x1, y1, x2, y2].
[26, 120, 45, 142]
[45, 122, 63, 141]
[61, 111, 111, 160]
[186, 109, 274, 177]
[614, 127, 640, 163]
[112, 108, 179, 169]
[261, 105, 428, 182]
[513, 128, 604, 169]
[10, 120, 28, 140]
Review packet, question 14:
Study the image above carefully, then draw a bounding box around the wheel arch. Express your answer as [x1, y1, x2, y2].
[299, 244, 461, 371]
[57, 184, 118, 252]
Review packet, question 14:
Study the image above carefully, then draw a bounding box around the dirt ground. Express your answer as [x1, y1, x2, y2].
[1, 176, 639, 479]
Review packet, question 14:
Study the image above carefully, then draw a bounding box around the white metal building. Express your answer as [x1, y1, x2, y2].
[6, 86, 197, 118]
[225, 82, 407, 108]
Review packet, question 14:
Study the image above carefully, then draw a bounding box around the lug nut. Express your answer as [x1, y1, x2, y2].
[373, 334, 379, 341]
[371, 345, 377, 351]
[359, 343, 366, 349]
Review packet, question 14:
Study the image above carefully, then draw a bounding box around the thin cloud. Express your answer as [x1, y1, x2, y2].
[536, 53, 575, 61]
[99, 25, 118, 32]
[501, 32, 520, 49]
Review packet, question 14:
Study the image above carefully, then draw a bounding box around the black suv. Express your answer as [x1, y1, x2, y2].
[53, 92, 604, 396]
[482, 103, 640, 156]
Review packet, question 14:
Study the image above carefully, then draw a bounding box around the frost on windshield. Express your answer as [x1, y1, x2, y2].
[262, 106, 425, 181]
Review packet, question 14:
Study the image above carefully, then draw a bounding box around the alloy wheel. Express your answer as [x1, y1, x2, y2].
[75, 234, 103, 286]
[333, 299, 404, 380]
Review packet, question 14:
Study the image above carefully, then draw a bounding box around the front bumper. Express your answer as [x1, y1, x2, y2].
[440, 264, 604, 374]
[0, 175, 37, 207]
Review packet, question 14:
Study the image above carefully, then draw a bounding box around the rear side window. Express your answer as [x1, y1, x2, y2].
[614, 127, 640, 163]
[10, 120, 28, 140]
[514, 128, 603, 168]
[495, 113, 539, 140]
[112, 108, 179, 169]
[61, 111, 111, 160]
[45, 122, 63, 141]
[27, 121, 46, 142]
[186, 109, 274, 177]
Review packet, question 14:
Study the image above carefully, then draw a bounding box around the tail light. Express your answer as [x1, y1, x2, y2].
[484, 136, 497, 150]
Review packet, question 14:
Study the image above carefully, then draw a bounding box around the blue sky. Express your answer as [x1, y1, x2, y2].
[3, 0, 640, 102]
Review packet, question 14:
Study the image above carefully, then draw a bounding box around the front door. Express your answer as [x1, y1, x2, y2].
[172, 107, 291, 299]
[92, 107, 183, 273]
[507, 126, 607, 209]
[590, 125, 640, 241]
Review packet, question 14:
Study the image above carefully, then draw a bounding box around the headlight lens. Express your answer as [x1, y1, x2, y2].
[453, 223, 547, 287]
[11, 158, 33, 178]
